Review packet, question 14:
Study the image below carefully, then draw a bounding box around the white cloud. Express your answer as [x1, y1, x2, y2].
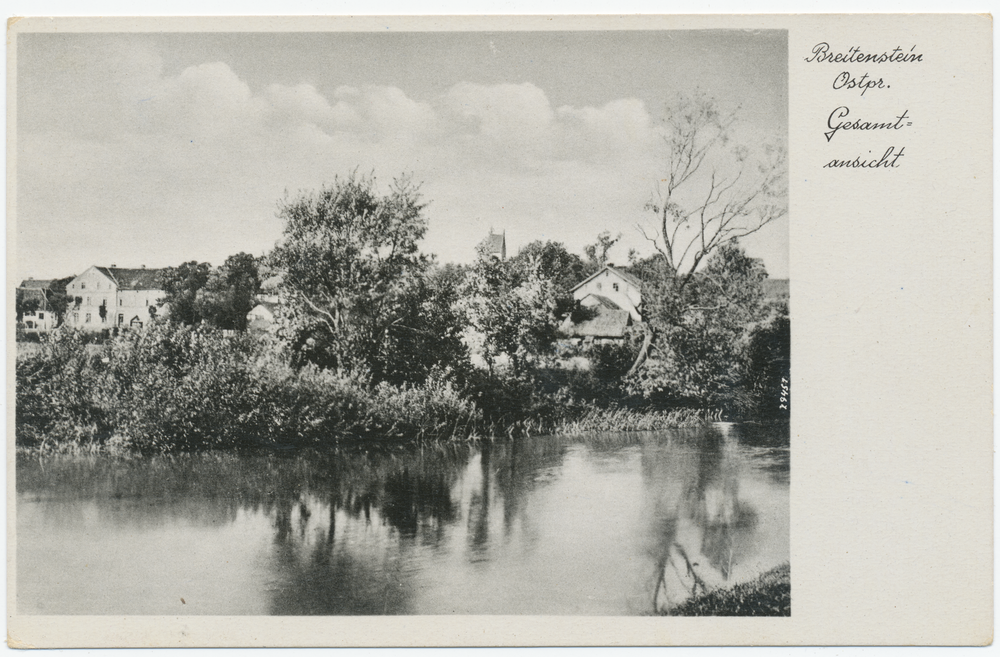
[18, 56, 784, 279]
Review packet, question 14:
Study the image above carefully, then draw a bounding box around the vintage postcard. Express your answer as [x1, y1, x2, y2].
[6, 14, 991, 647]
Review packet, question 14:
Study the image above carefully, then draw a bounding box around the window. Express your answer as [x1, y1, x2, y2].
[81, 283, 86, 290]
[38, 312, 44, 320]
[145, 299, 149, 306]
[86, 296, 90, 305]
[25, 321, 34, 329]
[119, 299, 123, 306]
[596, 282, 602, 291]
[73, 312, 79, 323]
[118, 314, 124, 325]
[85, 313, 91, 323]
[612, 283, 619, 292]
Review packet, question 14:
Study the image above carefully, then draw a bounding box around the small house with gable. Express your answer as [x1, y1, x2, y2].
[17, 279, 58, 331]
[560, 264, 644, 342]
[570, 264, 643, 323]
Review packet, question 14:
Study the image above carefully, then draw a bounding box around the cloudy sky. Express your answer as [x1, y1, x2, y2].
[15, 30, 787, 281]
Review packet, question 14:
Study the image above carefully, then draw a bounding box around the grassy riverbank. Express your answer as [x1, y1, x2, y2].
[666, 563, 791, 616]
[16, 325, 723, 455]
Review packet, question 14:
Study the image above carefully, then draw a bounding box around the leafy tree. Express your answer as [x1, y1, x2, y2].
[583, 230, 621, 271]
[509, 240, 588, 319]
[460, 241, 560, 375]
[270, 171, 456, 383]
[734, 304, 789, 420]
[195, 252, 262, 330]
[628, 241, 769, 411]
[15, 293, 40, 323]
[377, 263, 471, 385]
[158, 261, 212, 326]
[46, 277, 74, 326]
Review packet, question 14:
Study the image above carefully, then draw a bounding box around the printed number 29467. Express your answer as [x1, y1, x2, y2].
[779, 377, 789, 410]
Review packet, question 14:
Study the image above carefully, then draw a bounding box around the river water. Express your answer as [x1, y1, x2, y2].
[16, 423, 788, 615]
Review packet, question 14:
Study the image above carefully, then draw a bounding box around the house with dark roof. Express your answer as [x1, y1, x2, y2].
[64, 265, 167, 331]
[559, 264, 644, 342]
[17, 279, 59, 331]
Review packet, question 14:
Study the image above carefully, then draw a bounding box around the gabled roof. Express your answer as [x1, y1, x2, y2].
[19, 279, 54, 290]
[570, 264, 643, 293]
[579, 293, 622, 311]
[95, 267, 164, 291]
[249, 301, 279, 315]
[560, 306, 632, 338]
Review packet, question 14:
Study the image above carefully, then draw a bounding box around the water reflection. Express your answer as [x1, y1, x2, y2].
[17, 425, 788, 615]
[643, 426, 766, 613]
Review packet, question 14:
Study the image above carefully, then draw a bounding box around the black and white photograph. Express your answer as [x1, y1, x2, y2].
[8, 12, 993, 649]
[12, 25, 790, 619]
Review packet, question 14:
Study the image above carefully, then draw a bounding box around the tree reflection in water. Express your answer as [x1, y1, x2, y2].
[17, 425, 786, 615]
[262, 446, 473, 614]
[645, 426, 760, 614]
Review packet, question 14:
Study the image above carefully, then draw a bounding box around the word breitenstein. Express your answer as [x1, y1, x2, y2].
[809, 42, 922, 170]
[805, 42, 924, 64]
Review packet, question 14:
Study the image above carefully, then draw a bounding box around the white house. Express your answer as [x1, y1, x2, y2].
[569, 264, 643, 323]
[558, 265, 644, 343]
[64, 266, 166, 331]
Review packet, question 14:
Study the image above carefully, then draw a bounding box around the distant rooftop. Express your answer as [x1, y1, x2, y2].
[18, 279, 55, 290]
[763, 278, 789, 301]
[570, 264, 643, 292]
[482, 231, 506, 259]
[95, 267, 164, 291]
[560, 305, 632, 339]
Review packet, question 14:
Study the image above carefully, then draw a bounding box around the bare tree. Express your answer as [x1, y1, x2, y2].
[626, 94, 786, 378]
[639, 94, 787, 294]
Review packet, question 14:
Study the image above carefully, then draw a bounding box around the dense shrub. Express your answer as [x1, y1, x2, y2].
[362, 373, 481, 441]
[16, 324, 485, 453]
[730, 310, 790, 421]
[17, 322, 722, 454]
[16, 330, 111, 450]
[100, 323, 265, 450]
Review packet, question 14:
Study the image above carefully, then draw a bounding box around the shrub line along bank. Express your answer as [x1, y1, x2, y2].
[16, 323, 721, 456]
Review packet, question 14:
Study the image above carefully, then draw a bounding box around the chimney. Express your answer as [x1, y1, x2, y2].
[141, 264, 146, 269]
[606, 262, 614, 268]
[111, 263, 117, 268]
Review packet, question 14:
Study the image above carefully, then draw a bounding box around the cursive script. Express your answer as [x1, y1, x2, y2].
[825, 106, 911, 142]
[823, 146, 906, 169]
[805, 42, 924, 64]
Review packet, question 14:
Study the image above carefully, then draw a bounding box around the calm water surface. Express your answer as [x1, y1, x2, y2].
[17, 423, 788, 615]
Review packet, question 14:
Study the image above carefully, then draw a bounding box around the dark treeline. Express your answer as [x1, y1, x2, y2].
[17, 96, 789, 454]
[15, 171, 784, 454]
